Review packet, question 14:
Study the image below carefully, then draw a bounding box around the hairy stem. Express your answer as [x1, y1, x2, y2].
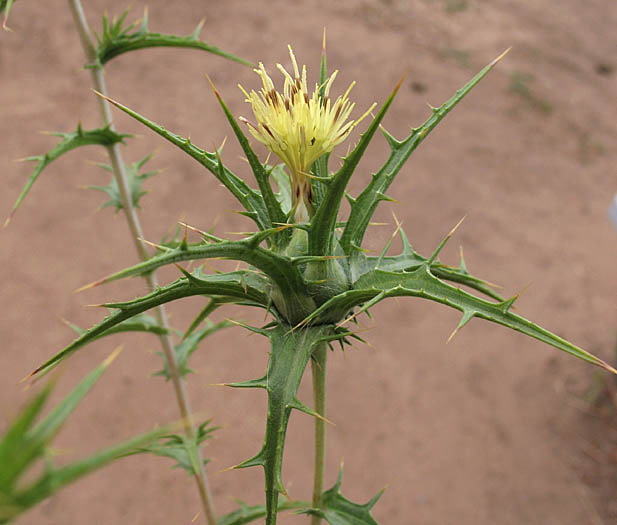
[311, 342, 327, 525]
[66, 2, 216, 523]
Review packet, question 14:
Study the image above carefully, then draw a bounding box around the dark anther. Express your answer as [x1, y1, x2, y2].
[263, 124, 275, 139]
[334, 104, 342, 122]
[270, 89, 279, 107]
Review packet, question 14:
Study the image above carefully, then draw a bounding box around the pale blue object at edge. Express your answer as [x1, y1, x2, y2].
[610, 193, 617, 232]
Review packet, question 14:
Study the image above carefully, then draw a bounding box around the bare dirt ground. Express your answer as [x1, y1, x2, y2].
[2, 1, 617, 523]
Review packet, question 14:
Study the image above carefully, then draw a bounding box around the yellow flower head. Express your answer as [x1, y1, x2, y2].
[239, 46, 375, 219]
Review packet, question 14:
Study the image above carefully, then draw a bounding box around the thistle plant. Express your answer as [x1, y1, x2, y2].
[4, 2, 616, 525]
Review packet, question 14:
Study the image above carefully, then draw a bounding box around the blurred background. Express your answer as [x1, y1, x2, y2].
[2, 1, 617, 523]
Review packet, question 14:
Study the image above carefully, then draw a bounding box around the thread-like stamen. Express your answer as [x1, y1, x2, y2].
[238, 46, 374, 220]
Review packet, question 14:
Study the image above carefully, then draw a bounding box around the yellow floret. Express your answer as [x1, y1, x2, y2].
[239, 46, 375, 220]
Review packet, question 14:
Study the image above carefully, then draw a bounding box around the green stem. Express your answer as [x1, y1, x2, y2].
[311, 342, 327, 525]
[66, 2, 216, 523]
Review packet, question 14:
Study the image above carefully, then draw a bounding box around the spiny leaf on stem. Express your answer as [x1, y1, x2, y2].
[64, 311, 169, 339]
[270, 164, 293, 215]
[302, 466, 384, 525]
[30, 270, 271, 378]
[351, 223, 503, 301]
[87, 153, 159, 212]
[124, 420, 218, 475]
[309, 75, 404, 257]
[153, 319, 233, 380]
[229, 325, 332, 525]
[217, 498, 311, 525]
[184, 298, 223, 340]
[306, 262, 617, 373]
[207, 75, 288, 247]
[94, 9, 253, 67]
[5, 125, 129, 226]
[309, 29, 332, 211]
[75, 229, 306, 303]
[94, 91, 274, 233]
[340, 49, 510, 254]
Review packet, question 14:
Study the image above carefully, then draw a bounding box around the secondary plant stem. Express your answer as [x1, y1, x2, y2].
[66, 2, 216, 523]
[311, 342, 327, 525]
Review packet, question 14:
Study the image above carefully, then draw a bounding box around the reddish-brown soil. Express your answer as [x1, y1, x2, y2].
[2, 1, 617, 523]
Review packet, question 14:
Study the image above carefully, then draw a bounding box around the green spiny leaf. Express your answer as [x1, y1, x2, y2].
[232, 325, 331, 525]
[311, 153, 331, 211]
[217, 498, 310, 525]
[225, 375, 268, 389]
[309, 79, 403, 257]
[307, 263, 615, 373]
[303, 467, 383, 525]
[88, 234, 287, 285]
[340, 50, 509, 254]
[209, 80, 288, 246]
[309, 34, 332, 210]
[153, 319, 232, 380]
[88, 153, 159, 212]
[31, 270, 271, 377]
[6, 125, 129, 225]
[184, 298, 223, 340]
[349, 226, 503, 301]
[125, 420, 218, 475]
[66, 312, 169, 341]
[78, 231, 313, 324]
[158, 223, 184, 252]
[97, 93, 273, 233]
[94, 10, 253, 67]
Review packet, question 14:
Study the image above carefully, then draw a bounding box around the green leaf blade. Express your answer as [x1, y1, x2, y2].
[154, 320, 232, 380]
[340, 50, 509, 254]
[303, 468, 382, 525]
[126, 420, 218, 475]
[6, 126, 129, 225]
[15, 426, 166, 514]
[0, 385, 52, 491]
[32, 271, 270, 377]
[217, 499, 310, 525]
[348, 265, 616, 372]
[309, 80, 402, 257]
[97, 93, 273, 232]
[29, 349, 121, 442]
[209, 81, 287, 245]
[234, 325, 331, 524]
[88, 154, 159, 212]
[95, 11, 253, 67]
[0, 353, 166, 522]
[81, 234, 305, 305]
